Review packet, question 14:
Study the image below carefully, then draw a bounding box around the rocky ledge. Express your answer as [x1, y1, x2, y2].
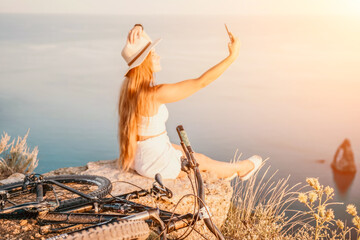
[1, 159, 233, 240]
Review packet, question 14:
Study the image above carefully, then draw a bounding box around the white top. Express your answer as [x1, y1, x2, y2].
[138, 104, 168, 136]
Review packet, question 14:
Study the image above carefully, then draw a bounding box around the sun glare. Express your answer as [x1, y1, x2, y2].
[343, 0, 360, 15]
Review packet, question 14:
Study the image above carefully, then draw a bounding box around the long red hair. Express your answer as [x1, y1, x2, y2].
[118, 53, 155, 171]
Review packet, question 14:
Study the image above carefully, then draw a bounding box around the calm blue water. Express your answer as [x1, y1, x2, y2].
[1, 14, 360, 226]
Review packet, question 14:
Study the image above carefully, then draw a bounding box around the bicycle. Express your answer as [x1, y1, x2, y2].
[0, 125, 225, 240]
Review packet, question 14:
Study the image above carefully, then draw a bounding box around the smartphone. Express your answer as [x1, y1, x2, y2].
[224, 24, 233, 41]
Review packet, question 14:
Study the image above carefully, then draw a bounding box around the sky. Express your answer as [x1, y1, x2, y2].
[1, 0, 360, 16]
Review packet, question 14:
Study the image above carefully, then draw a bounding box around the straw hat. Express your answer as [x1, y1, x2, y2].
[121, 30, 161, 76]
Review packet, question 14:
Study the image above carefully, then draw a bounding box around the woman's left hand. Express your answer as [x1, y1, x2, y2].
[127, 25, 143, 44]
[227, 31, 241, 60]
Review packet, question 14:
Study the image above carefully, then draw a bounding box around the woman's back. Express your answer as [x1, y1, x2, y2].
[138, 103, 168, 137]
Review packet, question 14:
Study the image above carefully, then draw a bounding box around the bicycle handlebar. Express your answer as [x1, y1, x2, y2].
[176, 125, 225, 240]
[176, 125, 191, 148]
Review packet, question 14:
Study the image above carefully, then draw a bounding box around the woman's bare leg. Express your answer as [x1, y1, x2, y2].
[172, 144, 260, 179]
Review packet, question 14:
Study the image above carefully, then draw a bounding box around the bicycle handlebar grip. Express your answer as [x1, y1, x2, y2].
[155, 173, 164, 188]
[176, 125, 191, 147]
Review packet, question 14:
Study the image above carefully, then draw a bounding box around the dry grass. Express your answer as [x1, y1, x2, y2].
[0, 130, 39, 179]
[222, 156, 302, 239]
[222, 154, 360, 240]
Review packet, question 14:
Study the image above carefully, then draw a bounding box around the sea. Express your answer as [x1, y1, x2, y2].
[0, 13, 359, 230]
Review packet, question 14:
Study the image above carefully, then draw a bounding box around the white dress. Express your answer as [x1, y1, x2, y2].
[133, 104, 182, 179]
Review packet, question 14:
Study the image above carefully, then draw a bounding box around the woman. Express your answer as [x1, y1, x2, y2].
[118, 24, 262, 180]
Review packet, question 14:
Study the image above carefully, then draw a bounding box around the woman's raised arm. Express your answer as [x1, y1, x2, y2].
[155, 31, 241, 104]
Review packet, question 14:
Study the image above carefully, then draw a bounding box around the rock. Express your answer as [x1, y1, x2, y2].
[22, 226, 29, 231]
[43, 165, 87, 176]
[27, 224, 33, 231]
[0, 173, 25, 185]
[0, 159, 233, 240]
[20, 220, 28, 226]
[331, 139, 357, 173]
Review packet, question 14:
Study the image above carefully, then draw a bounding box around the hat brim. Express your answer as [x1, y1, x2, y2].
[123, 38, 162, 76]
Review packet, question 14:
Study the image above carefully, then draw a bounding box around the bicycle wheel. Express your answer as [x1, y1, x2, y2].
[48, 220, 150, 240]
[0, 175, 112, 214]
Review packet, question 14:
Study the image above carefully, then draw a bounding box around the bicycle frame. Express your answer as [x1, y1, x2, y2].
[37, 186, 198, 235]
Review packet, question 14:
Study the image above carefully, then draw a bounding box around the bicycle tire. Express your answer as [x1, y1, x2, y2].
[48, 220, 150, 240]
[0, 175, 112, 212]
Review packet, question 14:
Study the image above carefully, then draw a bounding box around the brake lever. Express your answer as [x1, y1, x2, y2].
[155, 173, 164, 188]
[152, 174, 173, 199]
